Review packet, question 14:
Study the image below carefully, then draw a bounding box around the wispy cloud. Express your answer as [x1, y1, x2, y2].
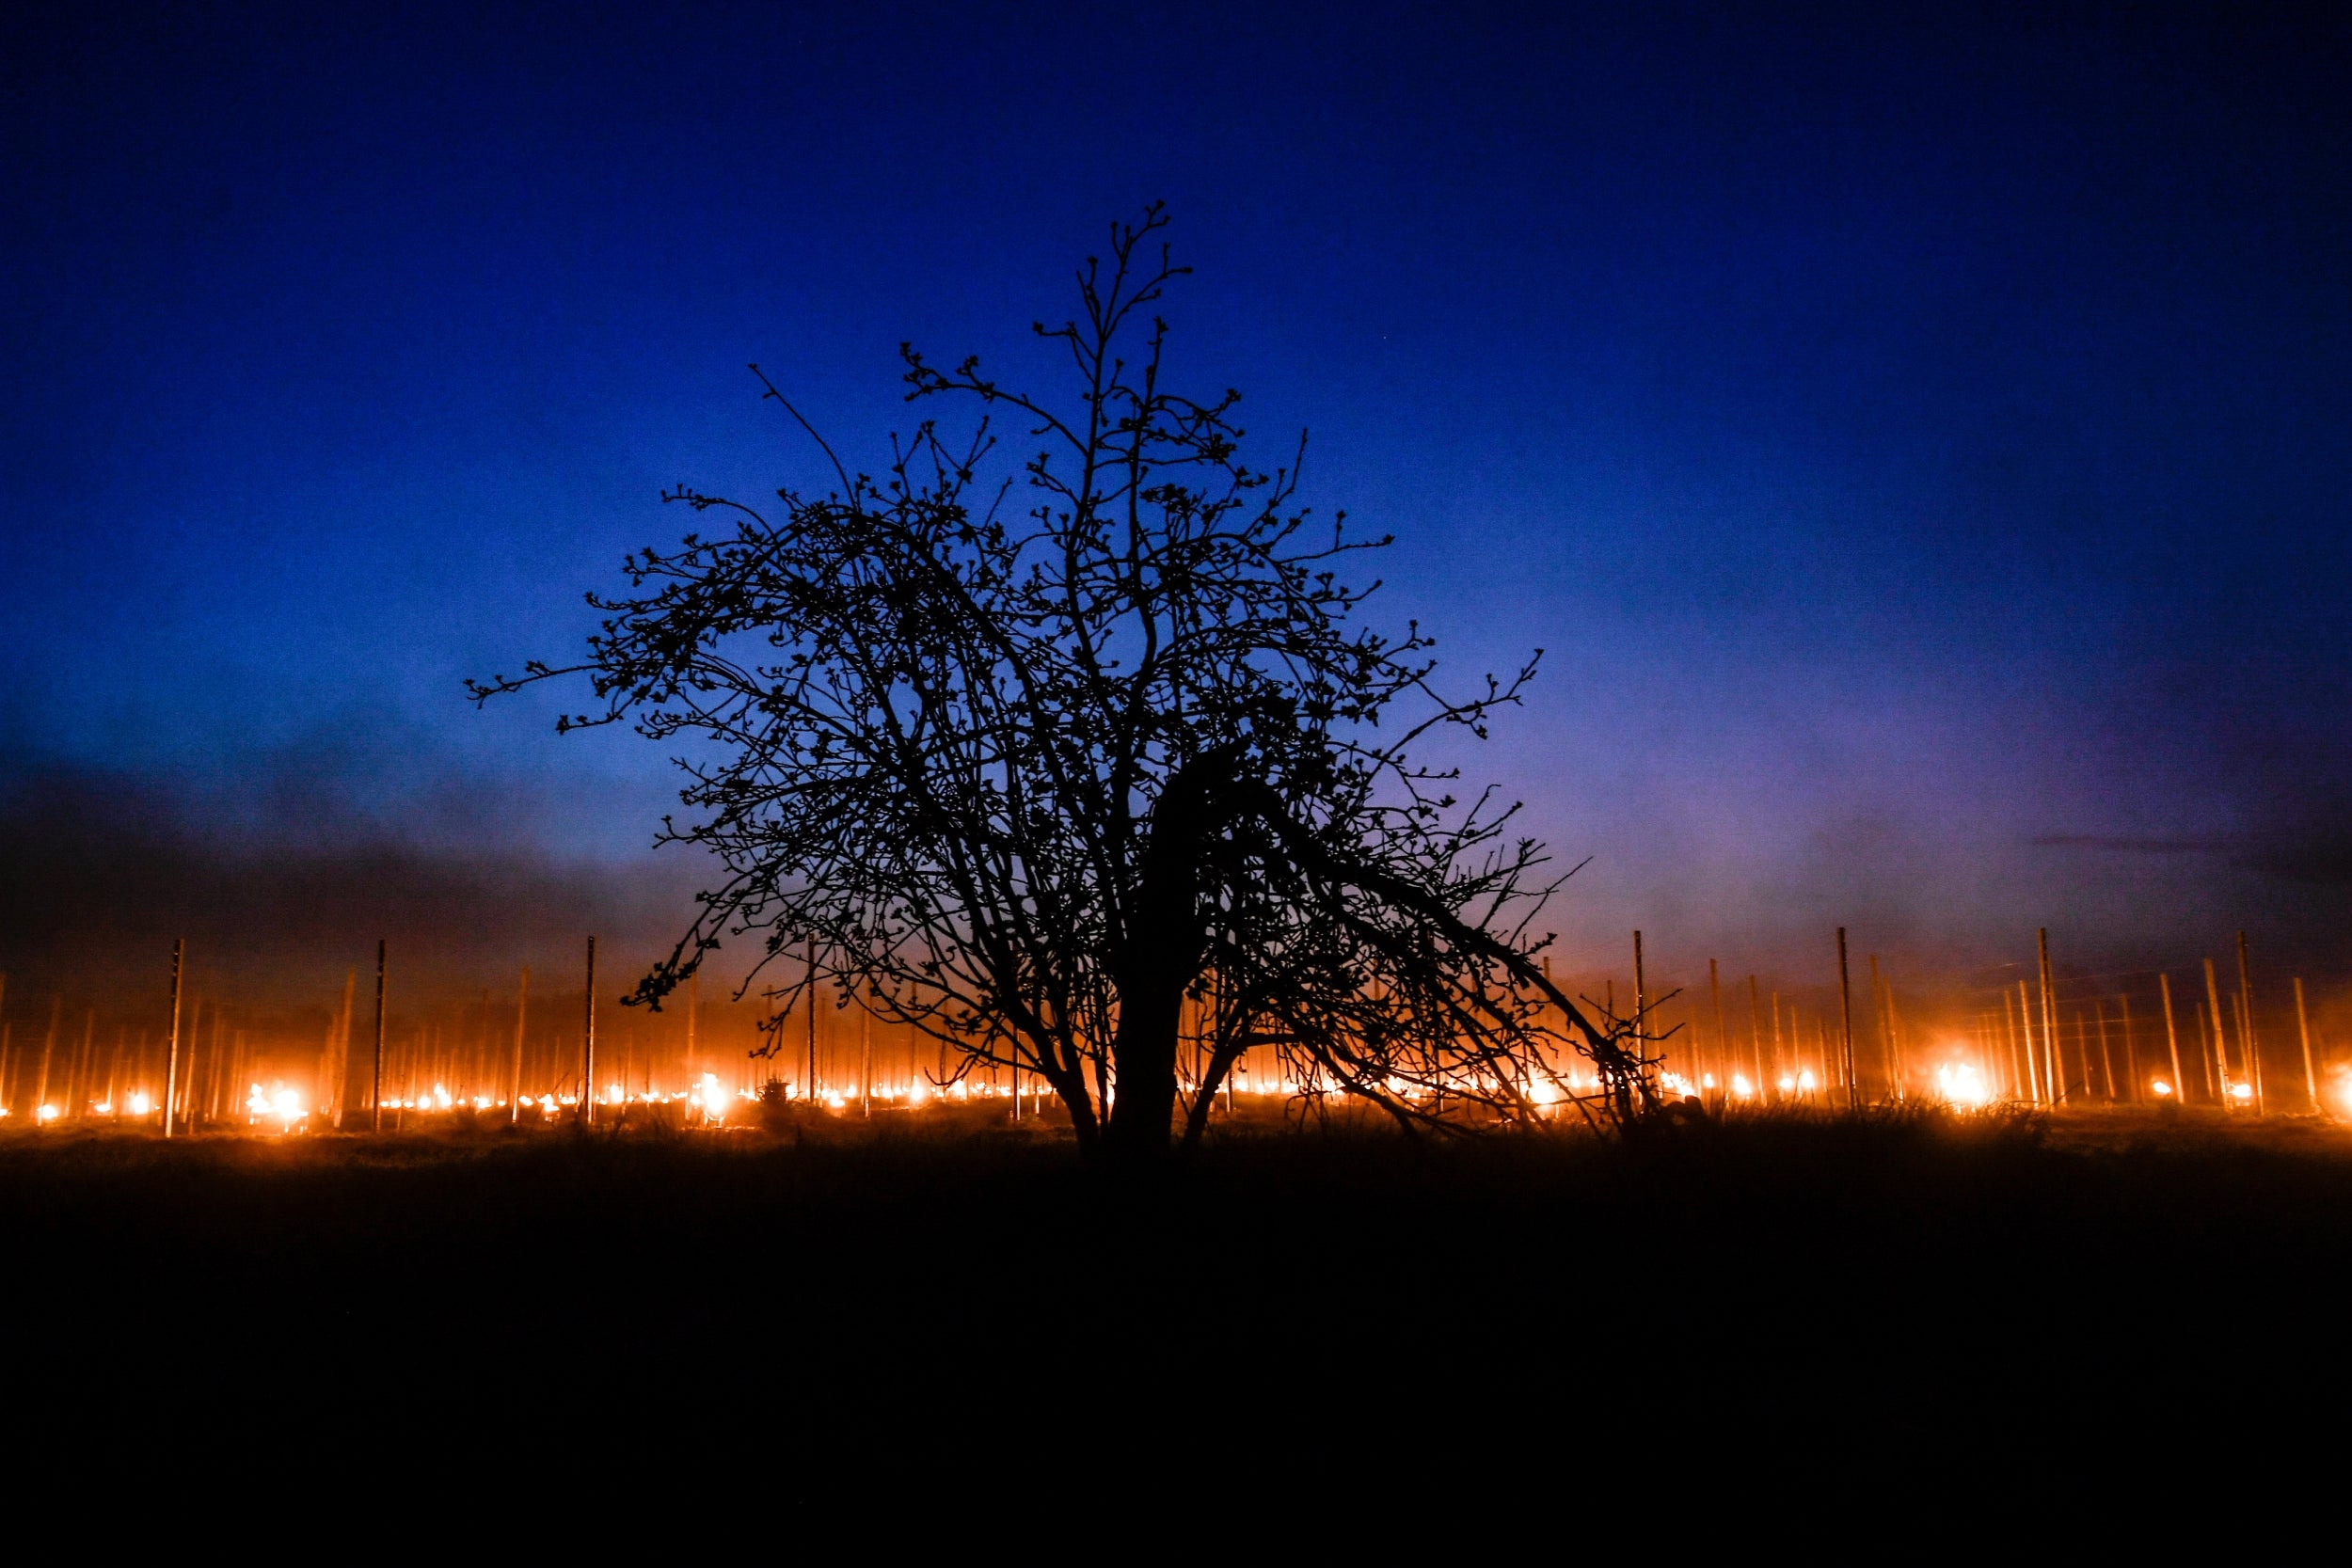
[2029, 834, 2230, 855]
[2034, 831, 2352, 889]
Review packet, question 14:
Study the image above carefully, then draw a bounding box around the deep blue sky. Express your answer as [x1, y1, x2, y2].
[5, 1, 2348, 986]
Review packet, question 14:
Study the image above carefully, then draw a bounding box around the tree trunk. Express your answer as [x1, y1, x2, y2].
[1100, 747, 1235, 1166]
[1104, 972, 1184, 1164]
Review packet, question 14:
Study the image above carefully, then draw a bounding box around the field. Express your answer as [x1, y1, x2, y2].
[5, 1103, 2346, 1498]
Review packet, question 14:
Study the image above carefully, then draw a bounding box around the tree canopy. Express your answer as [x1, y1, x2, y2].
[472, 206, 1656, 1161]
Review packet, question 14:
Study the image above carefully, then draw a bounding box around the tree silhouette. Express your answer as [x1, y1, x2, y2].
[472, 206, 1655, 1161]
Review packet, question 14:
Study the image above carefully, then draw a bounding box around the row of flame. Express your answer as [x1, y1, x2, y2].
[0, 1070, 1087, 1128]
[0, 1059, 2303, 1129]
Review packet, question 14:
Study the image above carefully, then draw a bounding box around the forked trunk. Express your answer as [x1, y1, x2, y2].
[1100, 747, 1237, 1166]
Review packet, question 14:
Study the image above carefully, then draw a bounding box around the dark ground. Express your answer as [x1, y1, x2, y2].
[4, 1103, 2345, 1508]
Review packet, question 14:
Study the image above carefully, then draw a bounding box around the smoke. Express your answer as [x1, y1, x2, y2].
[0, 744, 717, 1024]
[2027, 834, 2230, 857]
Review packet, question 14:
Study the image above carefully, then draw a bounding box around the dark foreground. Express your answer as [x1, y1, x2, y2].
[4, 1105, 2346, 1501]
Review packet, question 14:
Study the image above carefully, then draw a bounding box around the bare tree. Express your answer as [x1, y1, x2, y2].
[472, 206, 1655, 1163]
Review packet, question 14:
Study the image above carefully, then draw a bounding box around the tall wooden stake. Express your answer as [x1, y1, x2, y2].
[1632, 931, 1646, 1063]
[34, 993, 58, 1126]
[2119, 990, 2139, 1103]
[371, 940, 387, 1132]
[2159, 973, 2185, 1104]
[67, 1009, 89, 1120]
[2237, 981, 2256, 1102]
[2192, 980, 2216, 1100]
[2001, 987, 2024, 1100]
[805, 935, 818, 1101]
[2016, 981, 2041, 1104]
[329, 968, 355, 1128]
[1890, 974, 1913, 1095]
[1836, 927, 1857, 1111]
[165, 941, 185, 1138]
[2202, 958, 2232, 1107]
[1708, 959, 1724, 1096]
[1867, 953, 1884, 1099]
[2037, 929, 2060, 1105]
[511, 966, 529, 1124]
[2107, 1001, 2126, 1100]
[1747, 974, 1765, 1093]
[2235, 932, 2264, 1115]
[583, 936, 597, 1127]
[2295, 976, 2321, 1117]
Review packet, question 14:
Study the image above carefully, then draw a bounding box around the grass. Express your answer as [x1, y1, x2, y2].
[5, 1104, 2347, 1491]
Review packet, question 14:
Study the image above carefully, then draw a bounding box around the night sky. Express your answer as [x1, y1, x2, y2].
[5, 3, 2347, 1002]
